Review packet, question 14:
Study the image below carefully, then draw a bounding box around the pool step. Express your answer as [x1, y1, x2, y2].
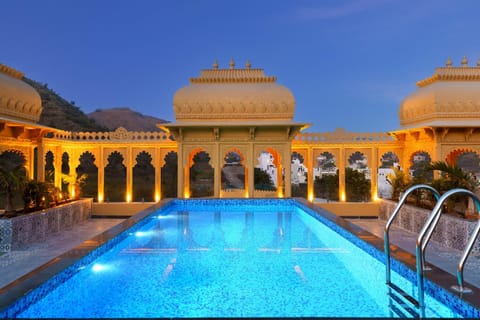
[387, 282, 420, 318]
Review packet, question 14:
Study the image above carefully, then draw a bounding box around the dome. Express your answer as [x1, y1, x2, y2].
[173, 61, 295, 122]
[399, 58, 480, 128]
[0, 64, 42, 123]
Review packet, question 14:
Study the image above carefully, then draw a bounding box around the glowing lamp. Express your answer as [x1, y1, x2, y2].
[308, 192, 314, 202]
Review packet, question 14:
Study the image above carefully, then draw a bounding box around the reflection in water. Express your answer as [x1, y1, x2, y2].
[210, 211, 226, 250]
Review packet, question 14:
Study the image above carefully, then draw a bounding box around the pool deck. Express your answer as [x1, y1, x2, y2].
[1, 215, 478, 292]
[0, 218, 125, 289]
[346, 218, 480, 290]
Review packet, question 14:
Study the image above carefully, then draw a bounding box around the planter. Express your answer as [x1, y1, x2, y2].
[380, 199, 480, 254]
[0, 199, 92, 252]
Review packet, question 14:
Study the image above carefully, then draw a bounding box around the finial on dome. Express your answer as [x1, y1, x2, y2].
[461, 55, 468, 67]
[477, 59, 480, 67]
[229, 58, 235, 69]
[245, 60, 251, 69]
[446, 57, 452, 67]
[213, 60, 219, 70]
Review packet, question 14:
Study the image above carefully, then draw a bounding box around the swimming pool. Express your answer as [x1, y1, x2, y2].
[1, 199, 479, 318]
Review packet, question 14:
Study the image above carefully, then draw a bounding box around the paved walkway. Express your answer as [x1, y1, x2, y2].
[0, 218, 124, 289]
[347, 218, 480, 290]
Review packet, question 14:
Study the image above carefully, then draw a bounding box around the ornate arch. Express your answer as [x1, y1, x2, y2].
[445, 148, 477, 165]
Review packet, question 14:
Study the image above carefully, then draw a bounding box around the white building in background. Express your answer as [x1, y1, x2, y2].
[291, 158, 307, 185]
[256, 151, 278, 188]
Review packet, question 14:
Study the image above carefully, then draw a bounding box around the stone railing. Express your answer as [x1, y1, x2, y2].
[51, 127, 175, 142]
[294, 128, 395, 143]
[379, 199, 480, 253]
[0, 199, 92, 252]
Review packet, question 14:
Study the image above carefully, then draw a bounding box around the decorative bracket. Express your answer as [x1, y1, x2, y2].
[213, 128, 220, 140]
[249, 127, 256, 140]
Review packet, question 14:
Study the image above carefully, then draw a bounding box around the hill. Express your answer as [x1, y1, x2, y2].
[88, 107, 168, 132]
[22, 77, 108, 132]
[22, 78, 169, 132]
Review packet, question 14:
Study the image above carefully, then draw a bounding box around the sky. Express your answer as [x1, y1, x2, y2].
[2, 0, 480, 133]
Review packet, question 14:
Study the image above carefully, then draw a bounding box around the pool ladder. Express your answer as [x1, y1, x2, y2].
[384, 185, 480, 318]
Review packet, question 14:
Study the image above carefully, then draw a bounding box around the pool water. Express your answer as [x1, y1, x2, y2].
[17, 201, 462, 318]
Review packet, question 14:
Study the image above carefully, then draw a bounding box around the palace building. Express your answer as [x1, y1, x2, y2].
[1, 58, 480, 214]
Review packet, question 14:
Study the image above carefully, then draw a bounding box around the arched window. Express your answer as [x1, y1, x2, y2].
[190, 151, 214, 197]
[104, 151, 126, 202]
[133, 151, 155, 202]
[222, 150, 245, 192]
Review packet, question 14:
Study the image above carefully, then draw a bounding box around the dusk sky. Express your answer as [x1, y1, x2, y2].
[2, 0, 480, 132]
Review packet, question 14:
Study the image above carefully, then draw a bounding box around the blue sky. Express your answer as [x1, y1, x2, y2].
[2, 0, 480, 132]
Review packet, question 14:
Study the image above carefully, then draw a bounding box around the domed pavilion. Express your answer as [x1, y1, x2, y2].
[162, 59, 308, 198]
[393, 56, 480, 169]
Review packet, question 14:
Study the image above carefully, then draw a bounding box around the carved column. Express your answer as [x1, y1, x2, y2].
[370, 147, 378, 201]
[307, 146, 314, 201]
[98, 147, 104, 202]
[126, 146, 132, 202]
[54, 146, 62, 189]
[70, 153, 80, 199]
[214, 142, 220, 197]
[283, 143, 291, 197]
[338, 147, 346, 201]
[36, 138, 45, 182]
[155, 148, 161, 201]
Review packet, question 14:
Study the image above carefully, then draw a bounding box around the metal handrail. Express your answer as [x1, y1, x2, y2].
[384, 184, 440, 318]
[384, 185, 440, 284]
[416, 188, 480, 296]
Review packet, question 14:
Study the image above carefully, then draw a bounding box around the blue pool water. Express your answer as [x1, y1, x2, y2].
[11, 200, 468, 317]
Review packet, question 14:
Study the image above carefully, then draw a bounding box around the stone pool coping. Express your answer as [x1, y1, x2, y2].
[0, 198, 479, 318]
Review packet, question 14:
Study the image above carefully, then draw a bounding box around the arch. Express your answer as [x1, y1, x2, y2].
[104, 151, 126, 202]
[0, 149, 26, 167]
[189, 150, 214, 197]
[346, 151, 371, 202]
[76, 151, 98, 201]
[454, 150, 480, 179]
[133, 151, 155, 202]
[45, 151, 54, 183]
[409, 151, 433, 181]
[378, 151, 400, 199]
[313, 151, 338, 201]
[254, 150, 278, 192]
[61, 152, 70, 194]
[161, 151, 178, 198]
[222, 149, 246, 192]
[291, 151, 307, 198]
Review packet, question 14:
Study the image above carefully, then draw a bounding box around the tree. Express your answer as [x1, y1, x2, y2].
[0, 153, 27, 215]
[386, 167, 409, 201]
[427, 161, 479, 215]
[345, 168, 371, 202]
[254, 168, 276, 191]
[427, 161, 478, 191]
[314, 171, 339, 201]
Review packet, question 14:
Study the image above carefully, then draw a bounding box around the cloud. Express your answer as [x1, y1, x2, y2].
[294, 0, 395, 21]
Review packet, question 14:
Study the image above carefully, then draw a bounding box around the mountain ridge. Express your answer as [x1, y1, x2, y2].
[22, 78, 169, 132]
